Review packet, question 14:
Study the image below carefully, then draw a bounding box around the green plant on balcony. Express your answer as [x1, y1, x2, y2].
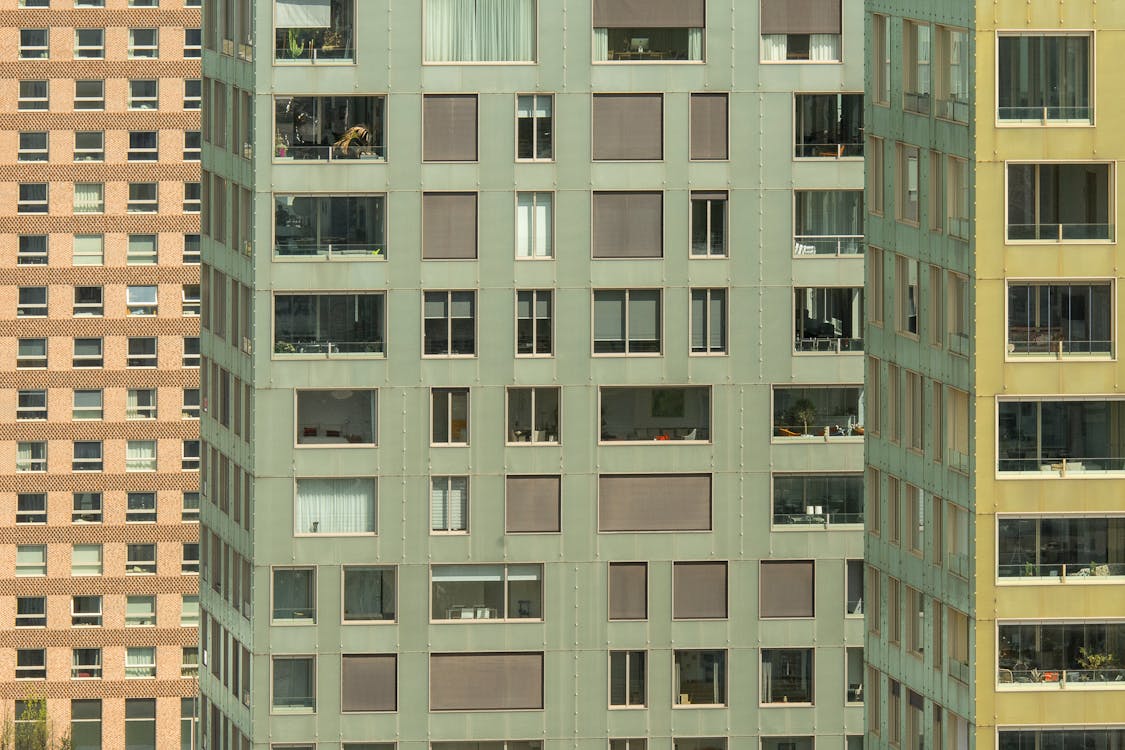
[1078, 647, 1115, 677]
[274, 341, 297, 354]
[287, 28, 306, 59]
[787, 398, 818, 436]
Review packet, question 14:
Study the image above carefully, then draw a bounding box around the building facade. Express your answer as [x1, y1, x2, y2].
[201, 1, 866, 749]
[0, 0, 201, 746]
[866, 1, 1125, 748]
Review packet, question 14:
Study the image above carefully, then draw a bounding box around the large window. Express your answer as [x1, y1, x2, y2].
[274, 293, 385, 355]
[429, 653, 543, 710]
[935, 26, 969, 122]
[998, 516, 1125, 578]
[674, 650, 726, 706]
[998, 399, 1125, 474]
[274, 195, 385, 258]
[599, 474, 711, 532]
[593, 290, 661, 354]
[1007, 282, 1112, 356]
[71, 700, 101, 750]
[599, 386, 709, 442]
[1007, 163, 1113, 241]
[760, 0, 840, 61]
[593, 0, 704, 61]
[903, 20, 931, 114]
[274, 0, 354, 61]
[273, 568, 315, 621]
[507, 387, 559, 444]
[795, 94, 863, 158]
[999, 729, 1125, 749]
[296, 390, 377, 445]
[272, 656, 315, 711]
[431, 564, 543, 621]
[424, 0, 535, 62]
[998, 621, 1125, 684]
[998, 35, 1091, 123]
[794, 191, 863, 256]
[773, 386, 864, 438]
[773, 473, 863, 526]
[124, 700, 155, 750]
[761, 649, 814, 704]
[294, 478, 376, 534]
[794, 287, 863, 353]
[343, 566, 396, 621]
[273, 96, 383, 159]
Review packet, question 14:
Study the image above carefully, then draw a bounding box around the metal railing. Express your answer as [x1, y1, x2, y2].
[1000, 667, 1125, 684]
[1007, 223, 1113, 241]
[274, 242, 386, 259]
[274, 143, 384, 161]
[998, 455, 1125, 474]
[774, 512, 864, 526]
[794, 142, 864, 159]
[273, 339, 385, 356]
[1007, 336, 1112, 356]
[793, 235, 864, 256]
[795, 337, 863, 353]
[998, 105, 1091, 123]
[999, 562, 1125, 578]
[774, 418, 864, 439]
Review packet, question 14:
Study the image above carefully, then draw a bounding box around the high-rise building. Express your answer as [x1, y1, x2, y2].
[202, 2, 865, 749]
[0, 0, 201, 746]
[865, 1, 1125, 748]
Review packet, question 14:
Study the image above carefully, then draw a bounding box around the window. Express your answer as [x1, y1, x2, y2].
[74, 79, 103, 109]
[846, 559, 864, 616]
[272, 656, 315, 711]
[17, 391, 47, 421]
[18, 132, 47, 162]
[1007, 162, 1113, 241]
[72, 596, 102, 626]
[73, 493, 102, 523]
[897, 144, 921, 224]
[16, 597, 46, 627]
[274, 95, 384, 159]
[126, 545, 156, 575]
[73, 234, 104, 266]
[72, 182, 103, 214]
[184, 79, 202, 109]
[592, 94, 663, 160]
[946, 156, 969, 238]
[18, 183, 47, 213]
[674, 650, 726, 706]
[1000, 730, 1125, 750]
[274, 293, 386, 355]
[72, 441, 103, 471]
[511, 290, 555, 357]
[124, 647, 156, 679]
[185, 27, 201, 56]
[73, 338, 103, 368]
[18, 338, 47, 369]
[429, 653, 544, 710]
[423, 0, 535, 61]
[600, 386, 709, 442]
[274, 194, 386, 258]
[273, 0, 353, 60]
[599, 474, 711, 532]
[184, 182, 201, 212]
[184, 234, 201, 264]
[19, 29, 48, 58]
[423, 291, 476, 356]
[422, 192, 477, 258]
[948, 609, 969, 681]
[794, 190, 865, 256]
[690, 93, 728, 160]
[773, 473, 863, 527]
[691, 191, 727, 256]
[507, 387, 560, 444]
[761, 649, 814, 704]
[18, 235, 48, 265]
[947, 272, 969, 355]
[16, 493, 46, 523]
[127, 183, 159, 213]
[517, 94, 553, 160]
[182, 389, 201, 421]
[896, 255, 920, 336]
[295, 389, 376, 445]
[873, 15, 889, 104]
[1007, 281, 1112, 356]
[907, 588, 925, 656]
[904, 20, 931, 114]
[760, 0, 841, 61]
[431, 564, 543, 621]
[295, 477, 376, 534]
[74, 131, 104, 161]
[71, 702, 101, 749]
[129, 79, 158, 109]
[760, 560, 814, 617]
[74, 28, 103, 57]
[17, 442, 46, 472]
[935, 26, 969, 122]
[182, 649, 199, 679]
[126, 440, 157, 471]
[609, 562, 647, 620]
[928, 262, 944, 344]
[673, 562, 727, 619]
[999, 398, 1125, 475]
[18, 80, 48, 110]
[688, 287, 730, 355]
[506, 475, 561, 533]
[183, 337, 200, 367]
[423, 94, 477, 161]
[182, 491, 200, 521]
[516, 192, 553, 258]
[593, 289, 661, 354]
[431, 476, 469, 533]
[182, 440, 200, 470]
[126, 286, 158, 316]
[888, 576, 902, 641]
[795, 93, 863, 158]
[184, 131, 201, 161]
[128, 131, 158, 161]
[870, 136, 885, 215]
[343, 566, 396, 622]
[127, 492, 157, 521]
[773, 386, 864, 438]
[16, 545, 46, 576]
[17, 649, 46, 679]
[341, 655, 397, 712]
[273, 568, 315, 621]
[998, 34, 1091, 122]
[794, 287, 863, 352]
[179, 284, 201, 317]
[593, 191, 663, 258]
[125, 700, 156, 749]
[998, 515, 1125, 578]
[610, 651, 646, 707]
[906, 372, 923, 453]
[129, 28, 158, 57]
[127, 337, 157, 367]
[593, 1, 704, 62]
[125, 596, 155, 627]
[180, 595, 200, 627]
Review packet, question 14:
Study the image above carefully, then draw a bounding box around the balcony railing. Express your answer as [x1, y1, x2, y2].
[274, 143, 384, 161]
[774, 511, 863, 526]
[795, 337, 863, 353]
[273, 340, 384, 356]
[999, 106, 1092, 122]
[274, 242, 385, 259]
[936, 97, 970, 122]
[793, 235, 864, 256]
[1007, 223, 1114, 241]
[999, 562, 1125, 579]
[999, 667, 1125, 685]
[794, 142, 863, 159]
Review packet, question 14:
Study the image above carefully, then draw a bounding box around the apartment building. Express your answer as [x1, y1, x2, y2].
[201, 1, 866, 749]
[0, 0, 201, 746]
[865, 1, 1125, 748]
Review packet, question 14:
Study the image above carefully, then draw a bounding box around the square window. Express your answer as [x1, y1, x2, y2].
[74, 28, 104, 58]
[1007, 162, 1113, 242]
[126, 440, 157, 471]
[19, 29, 49, 59]
[74, 338, 104, 368]
[16, 391, 47, 422]
[184, 79, 201, 109]
[273, 0, 353, 61]
[127, 183, 159, 213]
[423, 291, 476, 356]
[73, 492, 103, 523]
[126, 389, 157, 420]
[273, 568, 315, 622]
[126, 492, 157, 522]
[73, 389, 103, 420]
[182, 440, 200, 470]
[506, 387, 559, 444]
[295, 389, 376, 444]
[128, 28, 158, 58]
[673, 650, 726, 706]
[422, 94, 478, 161]
[17, 235, 48, 265]
[184, 131, 201, 161]
[73, 234, 104, 266]
[125, 647, 156, 678]
[73, 182, 104, 213]
[127, 131, 158, 161]
[129, 80, 158, 110]
[16, 442, 46, 472]
[74, 80, 103, 110]
[16, 493, 46, 523]
[761, 649, 814, 704]
[182, 389, 201, 420]
[74, 131, 104, 161]
[794, 93, 863, 158]
[998, 35, 1091, 122]
[430, 476, 468, 533]
[17, 338, 47, 369]
[517, 94, 553, 160]
[343, 567, 396, 622]
[18, 183, 48, 213]
[126, 544, 156, 574]
[17, 286, 46, 317]
[16, 545, 47, 576]
[182, 491, 200, 521]
[124, 595, 155, 626]
[71, 544, 103, 575]
[18, 80, 48, 110]
[73, 286, 103, 317]
[72, 441, 103, 471]
[593, 289, 662, 354]
[16, 597, 47, 627]
[16, 649, 46, 679]
[127, 234, 158, 264]
[126, 285, 158, 316]
[18, 132, 48, 162]
[272, 656, 315, 712]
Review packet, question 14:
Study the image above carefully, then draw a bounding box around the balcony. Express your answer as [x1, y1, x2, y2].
[773, 474, 863, 527]
[793, 191, 863, 256]
[600, 387, 709, 443]
[998, 517, 1125, 579]
[794, 94, 863, 158]
[274, 95, 384, 161]
[274, 294, 385, 356]
[1007, 282, 1112, 357]
[773, 386, 864, 440]
[275, 194, 385, 259]
[1007, 163, 1113, 241]
[998, 35, 1091, 123]
[998, 400, 1125, 474]
[998, 621, 1125, 686]
[274, 0, 353, 62]
[794, 288, 863, 353]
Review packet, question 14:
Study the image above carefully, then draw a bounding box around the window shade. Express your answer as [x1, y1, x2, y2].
[429, 652, 543, 710]
[759, 560, 815, 618]
[423, 95, 478, 162]
[690, 94, 728, 160]
[593, 0, 705, 27]
[760, 0, 841, 35]
[423, 193, 478, 259]
[599, 474, 711, 531]
[506, 475, 561, 532]
[341, 655, 396, 712]
[592, 192, 663, 257]
[673, 562, 728, 619]
[275, 0, 331, 28]
[592, 94, 663, 161]
[608, 562, 647, 620]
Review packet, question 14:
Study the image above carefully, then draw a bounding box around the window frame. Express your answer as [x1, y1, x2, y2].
[592, 288, 664, 357]
[515, 289, 554, 356]
[515, 93, 554, 161]
[430, 475, 470, 534]
[995, 31, 1095, 127]
[608, 650, 647, 709]
[422, 290, 477, 358]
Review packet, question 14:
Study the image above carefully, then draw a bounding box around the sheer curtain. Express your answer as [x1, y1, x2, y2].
[425, 0, 535, 62]
[125, 648, 154, 678]
[688, 28, 703, 60]
[74, 183, 103, 213]
[593, 27, 609, 60]
[809, 34, 840, 61]
[761, 34, 786, 61]
[517, 193, 551, 257]
[296, 478, 375, 534]
[345, 569, 388, 619]
[126, 441, 155, 471]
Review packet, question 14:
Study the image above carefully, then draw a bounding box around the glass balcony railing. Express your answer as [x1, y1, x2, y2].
[998, 516, 1125, 580]
[793, 235, 864, 256]
[773, 474, 863, 527]
[998, 621, 1125, 686]
[998, 400, 1125, 474]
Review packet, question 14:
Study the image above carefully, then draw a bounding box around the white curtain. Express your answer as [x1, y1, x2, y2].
[688, 28, 703, 60]
[125, 648, 154, 678]
[517, 193, 551, 257]
[431, 478, 467, 531]
[593, 27, 609, 61]
[761, 34, 786, 61]
[126, 597, 155, 623]
[425, 0, 535, 62]
[126, 441, 156, 470]
[345, 568, 388, 619]
[295, 478, 375, 534]
[809, 34, 840, 62]
[74, 183, 103, 213]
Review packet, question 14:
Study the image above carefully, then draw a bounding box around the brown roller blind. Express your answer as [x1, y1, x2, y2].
[760, 0, 842, 35]
[506, 475, 561, 533]
[593, 0, 706, 27]
[341, 654, 396, 712]
[430, 653, 544, 710]
[592, 94, 663, 161]
[690, 93, 728, 160]
[592, 192, 663, 258]
[673, 562, 728, 619]
[423, 94, 478, 162]
[759, 560, 815, 618]
[608, 562, 647, 620]
[598, 474, 711, 531]
[423, 192, 477, 259]
[691, 190, 728, 202]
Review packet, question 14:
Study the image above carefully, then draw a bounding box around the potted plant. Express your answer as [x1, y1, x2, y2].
[321, 28, 344, 53]
[787, 398, 818, 436]
[287, 28, 306, 59]
[1078, 646, 1116, 680]
[274, 341, 297, 354]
